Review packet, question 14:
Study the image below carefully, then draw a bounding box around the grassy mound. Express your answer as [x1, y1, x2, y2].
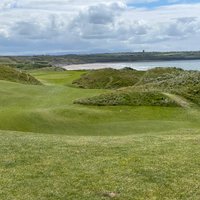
[0, 65, 42, 85]
[73, 67, 200, 106]
[175, 85, 200, 105]
[137, 67, 184, 85]
[74, 90, 178, 106]
[72, 68, 145, 89]
[137, 68, 200, 105]
[138, 67, 200, 90]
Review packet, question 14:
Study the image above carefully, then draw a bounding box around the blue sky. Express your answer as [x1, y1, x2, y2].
[0, 0, 200, 55]
[128, 0, 200, 8]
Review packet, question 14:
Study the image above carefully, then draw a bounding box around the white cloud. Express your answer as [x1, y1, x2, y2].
[0, 0, 17, 10]
[0, 0, 200, 54]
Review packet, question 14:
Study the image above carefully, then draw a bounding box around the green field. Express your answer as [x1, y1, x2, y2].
[0, 69, 200, 199]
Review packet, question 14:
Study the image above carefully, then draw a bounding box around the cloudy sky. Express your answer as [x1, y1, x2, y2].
[0, 0, 200, 55]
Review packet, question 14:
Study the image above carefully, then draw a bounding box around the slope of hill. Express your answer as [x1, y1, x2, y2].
[0, 65, 42, 85]
[74, 67, 200, 106]
[73, 68, 145, 89]
[137, 68, 200, 105]
[74, 90, 178, 106]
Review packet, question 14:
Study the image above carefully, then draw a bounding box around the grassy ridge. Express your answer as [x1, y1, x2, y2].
[73, 68, 145, 89]
[74, 91, 178, 106]
[0, 65, 42, 85]
[74, 67, 200, 106]
[137, 68, 200, 105]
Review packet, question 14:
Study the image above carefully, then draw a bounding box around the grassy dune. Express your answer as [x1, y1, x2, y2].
[73, 68, 145, 89]
[0, 68, 200, 199]
[74, 91, 179, 106]
[74, 67, 200, 106]
[0, 65, 42, 85]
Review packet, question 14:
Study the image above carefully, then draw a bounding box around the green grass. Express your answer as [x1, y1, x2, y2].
[0, 65, 41, 85]
[73, 68, 145, 89]
[30, 70, 86, 86]
[74, 90, 178, 106]
[1, 130, 200, 200]
[137, 67, 200, 105]
[0, 68, 200, 199]
[0, 75, 199, 135]
[74, 67, 200, 106]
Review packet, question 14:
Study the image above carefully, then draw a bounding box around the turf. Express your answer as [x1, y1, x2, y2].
[0, 68, 200, 200]
[0, 130, 200, 200]
[30, 70, 85, 86]
[0, 75, 199, 135]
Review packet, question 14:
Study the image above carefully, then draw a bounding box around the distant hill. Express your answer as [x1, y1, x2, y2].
[0, 65, 42, 85]
[1, 51, 200, 69]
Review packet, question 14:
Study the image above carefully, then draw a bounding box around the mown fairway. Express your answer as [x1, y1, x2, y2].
[1, 130, 200, 200]
[0, 69, 200, 199]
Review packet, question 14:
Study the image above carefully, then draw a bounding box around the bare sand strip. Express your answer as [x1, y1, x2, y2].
[60, 63, 149, 71]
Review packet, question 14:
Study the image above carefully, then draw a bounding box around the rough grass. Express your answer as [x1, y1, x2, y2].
[177, 85, 200, 105]
[74, 91, 178, 106]
[136, 67, 184, 85]
[0, 65, 42, 85]
[142, 68, 200, 106]
[72, 68, 145, 89]
[74, 67, 200, 106]
[137, 68, 200, 105]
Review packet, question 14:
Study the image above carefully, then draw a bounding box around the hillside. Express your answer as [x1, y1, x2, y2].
[137, 68, 200, 105]
[73, 68, 145, 89]
[74, 67, 200, 106]
[74, 90, 178, 106]
[0, 65, 42, 85]
[0, 69, 199, 136]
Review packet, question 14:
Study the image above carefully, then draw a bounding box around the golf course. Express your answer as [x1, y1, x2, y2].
[0, 66, 200, 199]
